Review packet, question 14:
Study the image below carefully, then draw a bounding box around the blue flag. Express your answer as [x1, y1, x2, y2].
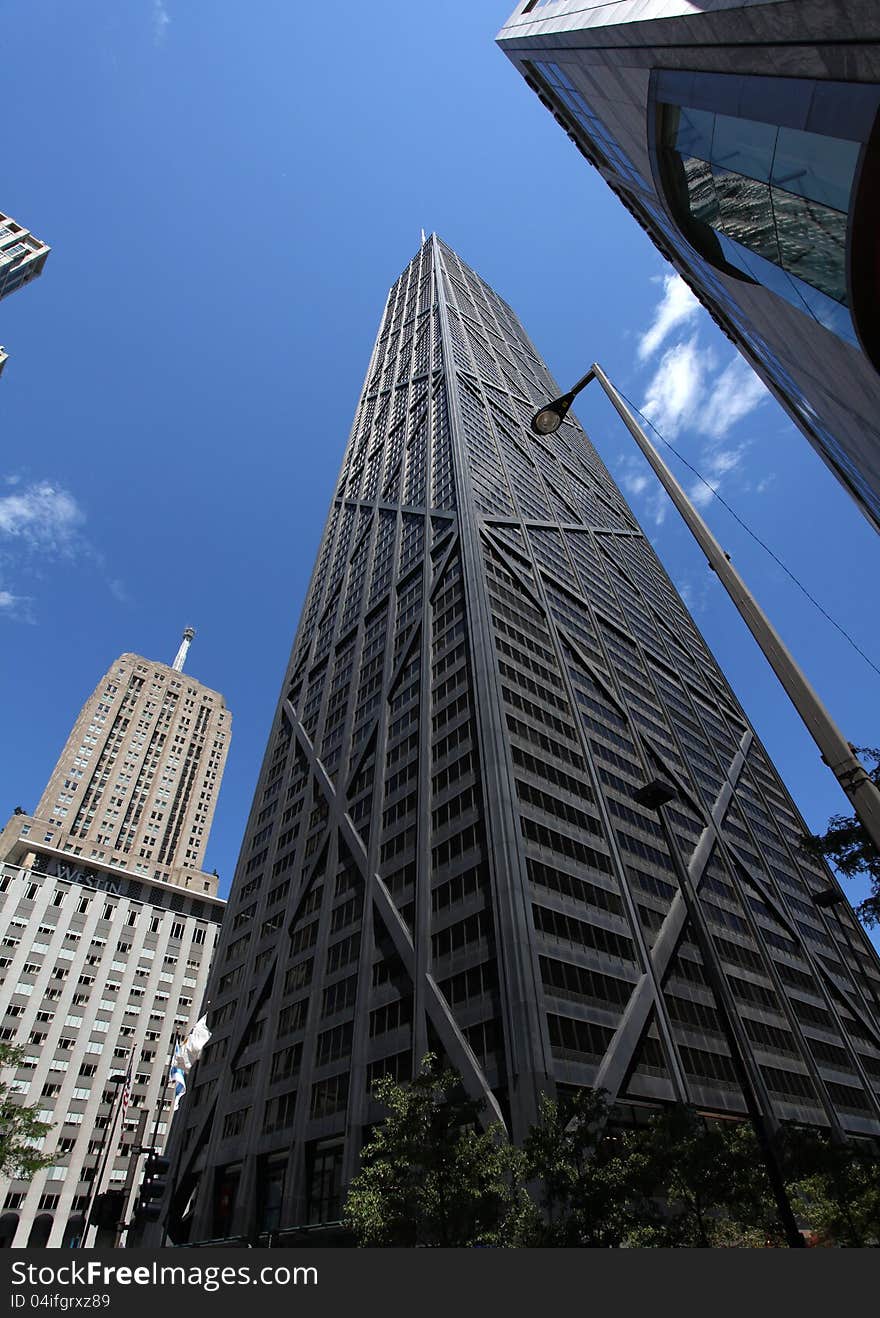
[170, 1039, 186, 1112]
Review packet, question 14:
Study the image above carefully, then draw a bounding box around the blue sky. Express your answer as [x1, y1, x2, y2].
[1, 1, 878, 947]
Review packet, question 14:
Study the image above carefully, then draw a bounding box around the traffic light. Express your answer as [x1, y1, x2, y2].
[134, 1153, 170, 1224]
[89, 1189, 125, 1230]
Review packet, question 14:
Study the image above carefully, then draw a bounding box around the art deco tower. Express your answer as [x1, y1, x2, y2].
[0, 630, 230, 895]
[165, 237, 880, 1244]
[0, 633, 229, 1248]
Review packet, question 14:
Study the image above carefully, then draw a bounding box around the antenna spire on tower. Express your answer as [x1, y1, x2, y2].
[172, 627, 196, 673]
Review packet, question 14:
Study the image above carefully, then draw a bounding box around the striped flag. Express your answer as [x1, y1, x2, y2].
[170, 1038, 186, 1113]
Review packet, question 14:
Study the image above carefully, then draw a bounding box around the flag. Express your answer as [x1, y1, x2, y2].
[169, 1039, 186, 1113]
[179, 1016, 211, 1071]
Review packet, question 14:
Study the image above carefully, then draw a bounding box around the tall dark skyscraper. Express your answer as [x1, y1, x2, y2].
[165, 236, 880, 1244]
[497, 1, 880, 532]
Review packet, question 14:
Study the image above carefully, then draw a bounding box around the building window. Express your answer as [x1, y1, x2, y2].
[529, 60, 648, 190]
[211, 1166, 240, 1240]
[652, 69, 880, 354]
[305, 1140, 344, 1224]
[256, 1156, 287, 1236]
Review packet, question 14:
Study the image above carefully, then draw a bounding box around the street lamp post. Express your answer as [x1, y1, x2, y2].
[634, 777, 805, 1247]
[113, 1106, 151, 1248]
[77, 1072, 128, 1248]
[530, 362, 880, 861]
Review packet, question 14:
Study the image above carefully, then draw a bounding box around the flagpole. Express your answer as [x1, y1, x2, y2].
[148, 1054, 170, 1156]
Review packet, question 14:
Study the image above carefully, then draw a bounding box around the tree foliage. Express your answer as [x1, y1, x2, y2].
[523, 1088, 635, 1246]
[804, 746, 880, 926]
[525, 1094, 786, 1247]
[344, 1059, 880, 1248]
[615, 1107, 786, 1247]
[343, 1054, 537, 1247]
[0, 1043, 55, 1179]
[782, 1127, 880, 1247]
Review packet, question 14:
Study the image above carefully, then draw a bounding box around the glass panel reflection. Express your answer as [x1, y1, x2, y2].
[772, 188, 847, 302]
[714, 170, 779, 265]
[710, 114, 776, 184]
[771, 128, 860, 212]
[658, 96, 861, 347]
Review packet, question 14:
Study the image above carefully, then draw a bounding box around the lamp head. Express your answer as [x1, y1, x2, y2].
[530, 393, 572, 436]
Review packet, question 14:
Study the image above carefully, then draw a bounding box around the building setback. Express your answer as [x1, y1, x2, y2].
[0, 210, 49, 304]
[0, 636, 230, 1248]
[163, 236, 880, 1245]
[496, 1, 880, 532]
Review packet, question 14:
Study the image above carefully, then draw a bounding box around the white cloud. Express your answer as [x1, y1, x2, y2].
[108, 577, 129, 604]
[688, 480, 717, 510]
[152, 0, 170, 44]
[618, 455, 670, 528]
[0, 481, 84, 553]
[0, 477, 128, 621]
[638, 274, 701, 361]
[623, 295, 771, 529]
[699, 355, 767, 439]
[706, 447, 744, 478]
[0, 479, 87, 623]
[645, 486, 670, 528]
[621, 471, 649, 498]
[676, 574, 712, 616]
[687, 446, 747, 508]
[0, 587, 33, 623]
[640, 337, 706, 439]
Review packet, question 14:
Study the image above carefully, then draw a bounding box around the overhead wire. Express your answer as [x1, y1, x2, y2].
[609, 383, 880, 683]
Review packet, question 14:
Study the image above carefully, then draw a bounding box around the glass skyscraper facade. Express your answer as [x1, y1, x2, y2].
[498, 1, 880, 532]
[164, 236, 880, 1244]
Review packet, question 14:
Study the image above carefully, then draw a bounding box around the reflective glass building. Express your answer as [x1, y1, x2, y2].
[162, 237, 880, 1245]
[497, 0, 880, 531]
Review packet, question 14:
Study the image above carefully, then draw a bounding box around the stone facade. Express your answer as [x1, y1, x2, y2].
[0, 645, 231, 1247]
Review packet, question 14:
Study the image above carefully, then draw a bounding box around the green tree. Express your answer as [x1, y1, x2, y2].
[524, 1095, 789, 1248]
[0, 1043, 54, 1179]
[343, 1055, 537, 1247]
[614, 1108, 787, 1248]
[783, 1127, 880, 1247]
[804, 747, 880, 927]
[523, 1088, 635, 1246]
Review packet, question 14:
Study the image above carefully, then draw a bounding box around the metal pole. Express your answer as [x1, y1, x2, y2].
[159, 1032, 185, 1247]
[587, 361, 880, 858]
[113, 1106, 150, 1249]
[651, 800, 805, 1247]
[79, 1076, 127, 1248]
